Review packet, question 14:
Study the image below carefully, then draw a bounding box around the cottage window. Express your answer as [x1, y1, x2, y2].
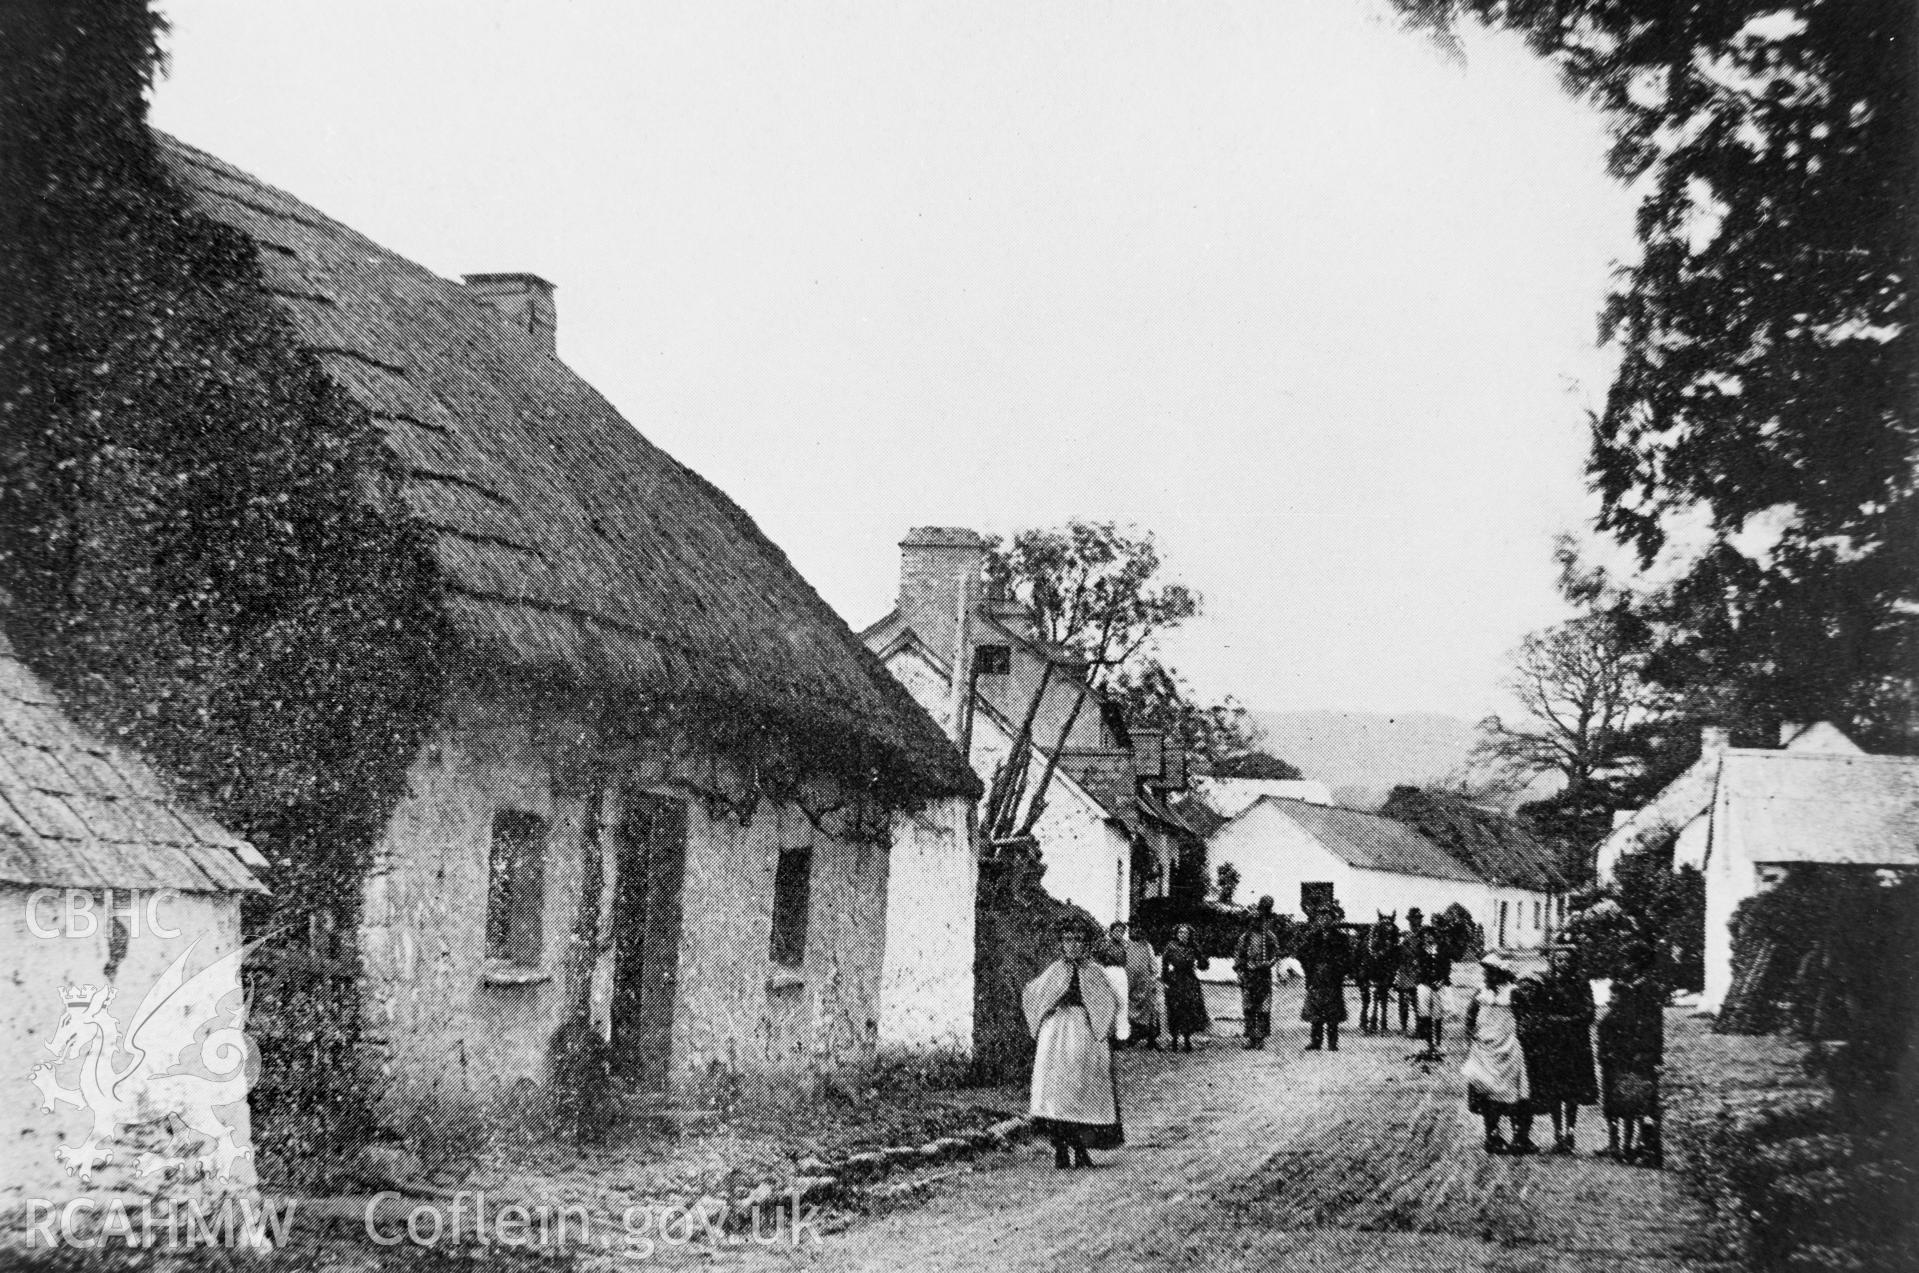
[974, 644, 1011, 675]
[486, 810, 547, 968]
[769, 847, 813, 969]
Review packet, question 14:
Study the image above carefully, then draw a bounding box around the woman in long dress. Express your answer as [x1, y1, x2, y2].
[1516, 946, 1599, 1153]
[1462, 953, 1538, 1155]
[1024, 918, 1124, 1168]
[1161, 923, 1211, 1051]
[1122, 928, 1163, 1049]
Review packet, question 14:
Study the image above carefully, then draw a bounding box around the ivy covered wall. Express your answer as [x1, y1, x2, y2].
[1, 0, 456, 1171]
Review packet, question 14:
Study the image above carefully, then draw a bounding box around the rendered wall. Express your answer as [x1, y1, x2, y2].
[1, 886, 256, 1226]
[1208, 803, 1496, 926]
[357, 686, 896, 1128]
[877, 796, 976, 1053]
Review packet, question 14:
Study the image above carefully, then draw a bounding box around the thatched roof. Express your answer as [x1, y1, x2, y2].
[156, 135, 974, 800]
[1378, 787, 1567, 893]
[0, 629, 264, 894]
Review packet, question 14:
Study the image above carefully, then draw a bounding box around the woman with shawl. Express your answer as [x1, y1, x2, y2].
[1462, 952, 1538, 1155]
[1160, 923, 1211, 1051]
[1024, 917, 1125, 1169]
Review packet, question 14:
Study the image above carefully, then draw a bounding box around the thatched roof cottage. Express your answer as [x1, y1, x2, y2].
[146, 135, 979, 1131]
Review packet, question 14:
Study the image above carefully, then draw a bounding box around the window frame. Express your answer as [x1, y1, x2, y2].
[486, 808, 549, 970]
[768, 845, 814, 971]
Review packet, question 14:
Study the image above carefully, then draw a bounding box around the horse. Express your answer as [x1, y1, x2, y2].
[1358, 912, 1402, 1033]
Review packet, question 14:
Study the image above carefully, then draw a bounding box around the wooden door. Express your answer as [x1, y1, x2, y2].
[610, 788, 688, 1088]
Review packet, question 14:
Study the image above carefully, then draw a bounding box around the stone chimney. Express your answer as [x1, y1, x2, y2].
[897, 528, 987, 667]
[1701, 725, 1732, 754]
[463, 272, 557, 355]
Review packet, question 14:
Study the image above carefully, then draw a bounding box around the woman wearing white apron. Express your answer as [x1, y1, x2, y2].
[1024, 917, 1125, 1169]
[1461, 952, 1538, 1155]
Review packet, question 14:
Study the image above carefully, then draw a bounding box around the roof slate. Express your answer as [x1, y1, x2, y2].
[1719, 751, 1919, 867]
[0, 634, 264, 894]
[1260, 798, 1483, 884]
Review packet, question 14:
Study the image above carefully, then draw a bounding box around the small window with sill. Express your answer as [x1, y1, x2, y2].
[769, 847, 813, 970]
[486, 809, 547, 969]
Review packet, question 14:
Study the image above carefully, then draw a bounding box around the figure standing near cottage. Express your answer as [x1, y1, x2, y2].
[1296, 904, 1351, 1052]
[1394, 907, 1424, 1036]
[1412, 917, 1455, 1061]
[1597, 941, 1665, 1166]
[1515, 945, 1598, 1153]
[1233, 897, 1283, 1049]
[1025, 917, 1125, 1169]
[1119, 924, 1163, 1050]
[1160, 923, 1210, 1051]
[1462, 953, 1537, 1155]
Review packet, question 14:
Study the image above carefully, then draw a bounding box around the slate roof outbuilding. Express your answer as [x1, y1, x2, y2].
[0, 631, 265, 894]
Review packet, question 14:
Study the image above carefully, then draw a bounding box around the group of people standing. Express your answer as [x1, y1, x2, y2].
[1084, 919, 1214, 1052]
[1023, 904, 1668, 1173]
[1232, 898, 1458, 1057]
[1461, 944, 1666, 1163]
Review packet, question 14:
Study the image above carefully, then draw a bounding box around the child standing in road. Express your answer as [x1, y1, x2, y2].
[1462, 953, 1537, 1155]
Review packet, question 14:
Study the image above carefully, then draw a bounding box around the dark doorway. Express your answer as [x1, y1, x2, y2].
[610, 788, 688, 1088]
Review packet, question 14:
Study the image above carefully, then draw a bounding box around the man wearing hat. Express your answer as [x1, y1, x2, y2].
[1411, 910, 1455, 1061]
[1296, 902, 1352, 1051]
[1232, 897, 1283, 1049]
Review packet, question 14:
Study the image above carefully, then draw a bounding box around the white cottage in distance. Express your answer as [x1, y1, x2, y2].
[1202, 783, 1564, 948]
[864, 529, 1196, 928]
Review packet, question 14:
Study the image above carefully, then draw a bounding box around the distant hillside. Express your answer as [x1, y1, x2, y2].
[1245, 710, 1482, 811]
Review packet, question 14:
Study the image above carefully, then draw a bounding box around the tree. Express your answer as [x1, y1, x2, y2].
[984, 522, 1198, 687]
[986, 520, 1271, 774]
[1208, 750, 1304, 781]
[1215, 862, 1241, 907]
[1472, 611, 1666, 847]
[1391, 0, 1918, 750]
[1103, 658, 1268, 770]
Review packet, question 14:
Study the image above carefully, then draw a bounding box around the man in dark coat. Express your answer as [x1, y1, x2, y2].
[1296, 905, 1351, 1051]
[1233, 897, 1283, 1049]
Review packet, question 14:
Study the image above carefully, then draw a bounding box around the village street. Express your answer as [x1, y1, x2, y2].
[641, 983, 1725, 1273]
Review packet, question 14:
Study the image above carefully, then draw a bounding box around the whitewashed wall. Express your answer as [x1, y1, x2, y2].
[1207, 801, 1553, 946]
[878, 796, 976, 1053]
[1, 886, 256, 1224]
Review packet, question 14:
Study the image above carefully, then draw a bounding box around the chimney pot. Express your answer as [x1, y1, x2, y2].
[463, 272, 557, 355]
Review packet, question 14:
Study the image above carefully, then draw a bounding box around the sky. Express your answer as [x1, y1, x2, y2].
[146, 0, 1640, 723]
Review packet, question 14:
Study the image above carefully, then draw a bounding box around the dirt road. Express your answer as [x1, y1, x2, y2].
[730, 985, 1723, 1273]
